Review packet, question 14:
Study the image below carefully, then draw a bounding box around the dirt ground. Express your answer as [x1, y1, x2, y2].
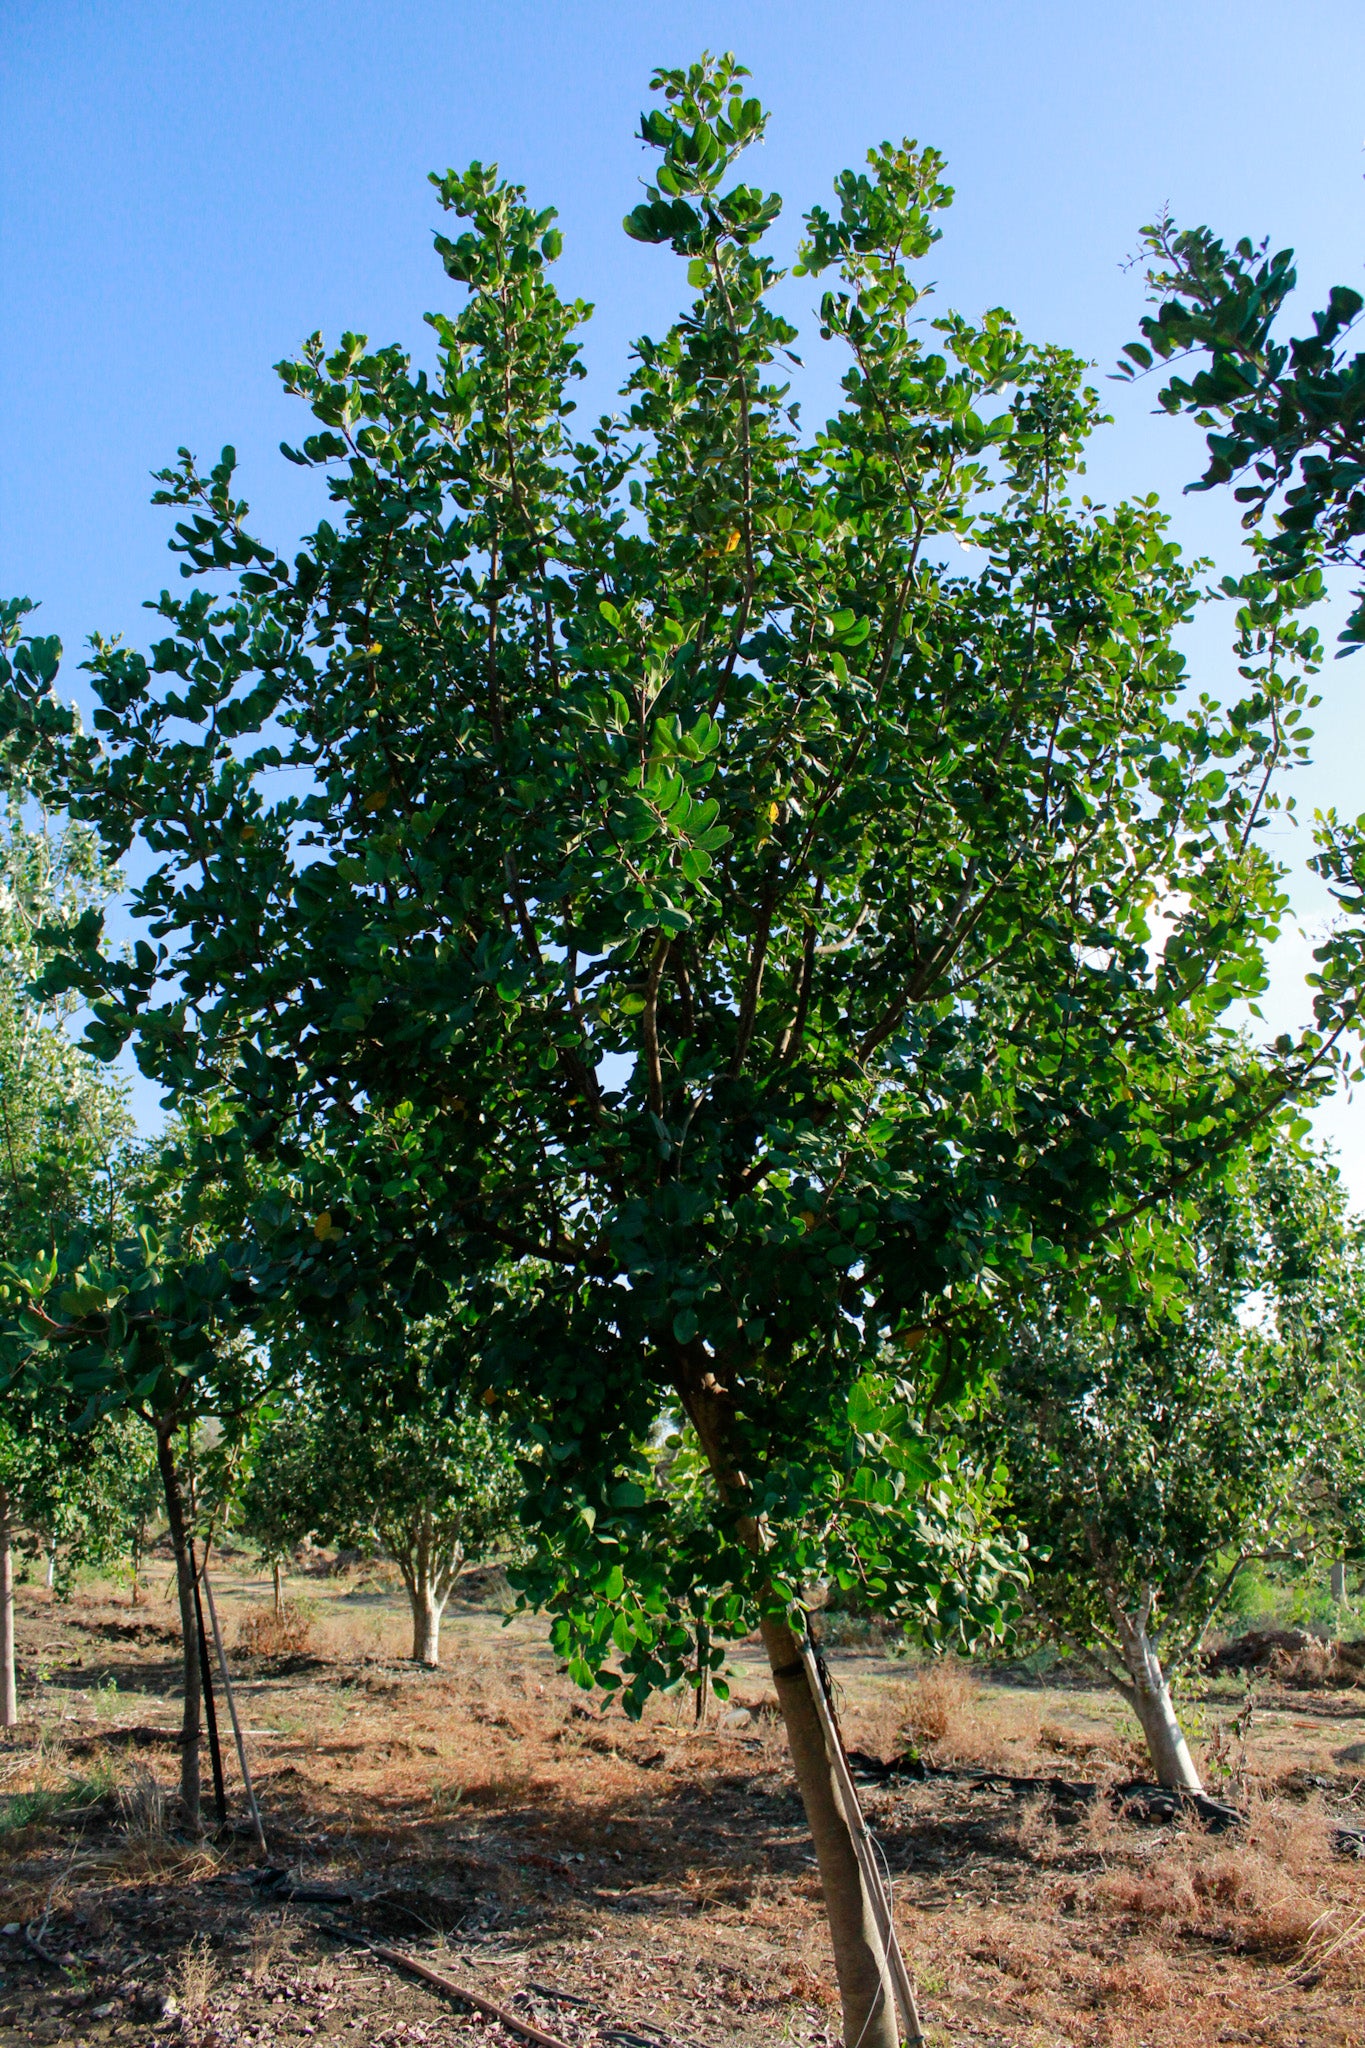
[3, 1566, 1365, 2048]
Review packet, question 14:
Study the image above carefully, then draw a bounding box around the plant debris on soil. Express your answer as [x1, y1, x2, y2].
[3, 1574, 1365, 2046]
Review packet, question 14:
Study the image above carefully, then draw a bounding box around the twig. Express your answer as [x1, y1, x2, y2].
[348, 1937, 576, 2048]
[1285, 1905, 1365, 1985]
[525, 1981, 593, 2007]
[22, 1920, 64, 1968]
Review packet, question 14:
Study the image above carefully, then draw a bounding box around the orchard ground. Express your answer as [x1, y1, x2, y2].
[2, 1565, 1365, 2047]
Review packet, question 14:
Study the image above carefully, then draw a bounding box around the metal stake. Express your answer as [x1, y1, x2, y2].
[188, 1538, 227, 1823]
[200, 1557, 268, 1858]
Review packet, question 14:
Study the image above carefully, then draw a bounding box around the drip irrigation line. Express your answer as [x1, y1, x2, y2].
[320, 1924, 577, 2048]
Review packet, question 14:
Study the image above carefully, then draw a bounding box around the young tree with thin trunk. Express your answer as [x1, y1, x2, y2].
[10, 55, 1365, 2045]
[0, 754, 137, 1730]
[241, 1349, 522, 1667]
[991, 1139, 1365, 1790]
[0, 1121, 271, 1826]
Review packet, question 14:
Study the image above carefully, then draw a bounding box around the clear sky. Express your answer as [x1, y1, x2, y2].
[4, 0, 1365, 1184]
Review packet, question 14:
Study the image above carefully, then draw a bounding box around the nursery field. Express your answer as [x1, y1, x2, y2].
[2, 1569, 1365, 2048]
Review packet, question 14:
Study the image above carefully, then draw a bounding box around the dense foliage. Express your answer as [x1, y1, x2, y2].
[5, 55, 1365, 2037]
[239, 1340, 523, 1664]
[993, 1140, 1365, 1704]
[5, 62, 1360, 1709]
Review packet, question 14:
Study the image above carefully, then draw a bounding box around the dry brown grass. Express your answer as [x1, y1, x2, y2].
[175, 1932, 218, 2035]
[901, 1657, 979, 1753]
[115, 1761, 168, 1843]
[235, 1600, 317, 1659]
[5, 1576, 1365, 2048]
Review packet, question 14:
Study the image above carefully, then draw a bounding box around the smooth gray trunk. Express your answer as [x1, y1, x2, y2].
[130, 1508, 146, 1607]
[1118, 1614, 1202, 1791]
[1332, 1559, 1347, 1605]
[684, 1381, 900, 2048]
[399, 1509, 460, 1667]
[0, 1488, 15, 1730]
[410, 1584, 445, 1666]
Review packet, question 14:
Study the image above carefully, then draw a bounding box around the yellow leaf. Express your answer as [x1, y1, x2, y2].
[362, 787, 389, 813]
[768, 801, 780, 822]
[725, 528, 741, 553]
[481, 1387, 498, 1407]
[313, 1212, 332, 1240]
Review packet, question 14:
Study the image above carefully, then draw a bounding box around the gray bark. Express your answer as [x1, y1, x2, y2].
[410, 1584, 444, 1666]
[1114, 1603, 1203, 1791]
[397, 1508, 461, 1667]
[0, 1487, 15, 1731]
[1332, 1559, 1347, 1605]
[683, 1377, 900, 2048]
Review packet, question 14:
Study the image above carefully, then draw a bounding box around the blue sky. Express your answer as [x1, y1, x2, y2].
[4, 0, 1365, 1183]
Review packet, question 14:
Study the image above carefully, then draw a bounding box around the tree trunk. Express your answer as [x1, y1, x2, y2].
[0, 1487, 16, 1732]
[1332, 1559, 1347, 1605]
[131, 1508, 146, 1607]
[761, 1608, 899, 2045]
[681, 1375, 899, 2048]
[1117, 1614, 1202, 1791]
[273, 1559, 283, 1616]
[155, 1420, 203, 1833]
[409, 1580, 445, 1666]
[399, 1508, 456, 1668]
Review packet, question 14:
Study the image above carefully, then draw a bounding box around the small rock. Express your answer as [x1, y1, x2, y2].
[0, 1923, 18, 1936]
[721, 1707, 753, 1729]
[90, 2002, 118, 2019]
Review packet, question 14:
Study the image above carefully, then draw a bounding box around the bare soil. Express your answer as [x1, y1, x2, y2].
[2, 1569, 1365, 2047]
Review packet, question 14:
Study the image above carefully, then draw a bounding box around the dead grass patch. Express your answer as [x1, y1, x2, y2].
[5, 1576, 1365, 2048]
[236, 1601, 316, 1659]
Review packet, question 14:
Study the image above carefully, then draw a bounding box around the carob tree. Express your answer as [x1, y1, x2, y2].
[991, 1135, 1365, 1789]
[7, 56, 1365, 2043]
[0, 1128, 268, 1831]
[240, 1335, 522, 1667]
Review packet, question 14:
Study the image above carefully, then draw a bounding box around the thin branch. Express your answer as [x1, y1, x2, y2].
[642, 935, 671, 1119]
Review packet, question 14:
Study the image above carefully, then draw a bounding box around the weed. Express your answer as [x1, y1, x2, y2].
[898, 1658, 980, 1763]
[249, 1911, 292, 1983]
[117, 1764, 168, 1843]
[0, 1762, 115, 1837]
[179, 1932, 217, 2001]
[237, 1601, 316, 1660]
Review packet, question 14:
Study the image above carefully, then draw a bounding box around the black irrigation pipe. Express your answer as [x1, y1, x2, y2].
[846, 1750, 1365, 1853]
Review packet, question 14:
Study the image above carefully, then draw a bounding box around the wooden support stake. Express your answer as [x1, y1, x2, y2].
[798, 1631, 924, 2046]
[200, 1558, 268, 1858]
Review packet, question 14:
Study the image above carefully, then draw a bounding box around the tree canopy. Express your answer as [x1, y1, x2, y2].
[5, 54, 1365, 2047]
[991, 1135, 1365, 1786]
